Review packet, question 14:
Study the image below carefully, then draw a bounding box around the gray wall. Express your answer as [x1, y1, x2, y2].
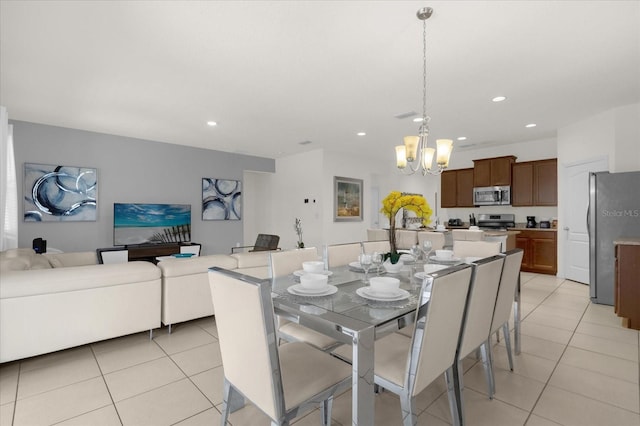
[11, 121, 275, 255]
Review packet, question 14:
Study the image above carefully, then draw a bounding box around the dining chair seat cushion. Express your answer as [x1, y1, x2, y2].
[332, 332, 411, 388]
[279, 322, 341, 351]
[280, 341, 352, 409]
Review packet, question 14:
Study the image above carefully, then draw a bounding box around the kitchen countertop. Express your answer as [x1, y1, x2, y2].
[614, 237, 640, 246]
[509, 226, 557, 232]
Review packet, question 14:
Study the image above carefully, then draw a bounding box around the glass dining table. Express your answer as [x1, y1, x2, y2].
[270, 260, 437, 425]
[269, 256, 522, 425]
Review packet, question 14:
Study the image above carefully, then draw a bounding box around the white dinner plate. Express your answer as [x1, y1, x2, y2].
[293, 269, 333, 277]
[414, 269, 448, 280]
[429, 255, 462, 264]
[287, 284, 338, 297]
[349, 261, 364, 271]
[356, 287, 410, 302]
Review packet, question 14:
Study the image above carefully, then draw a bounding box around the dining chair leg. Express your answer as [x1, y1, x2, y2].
[482, 340, 496, 399]
[495, 330, 500, 342]
[321, 396, 333, 426]
[444, 367, 461, 426]
[220, 379, 232, 426]
[502, 322, 514, 371]
[399, 393, 418, 426]
[451, 359, 465, 426]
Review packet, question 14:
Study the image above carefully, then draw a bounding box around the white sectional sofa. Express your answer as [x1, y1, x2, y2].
[0, 248, 273, 362]
[0, 249, 161, 363]
[157, 250, 272, 329]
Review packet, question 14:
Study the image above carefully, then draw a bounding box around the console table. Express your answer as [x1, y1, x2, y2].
[127, 243, 200, 263]
[614, 238, 640, 330]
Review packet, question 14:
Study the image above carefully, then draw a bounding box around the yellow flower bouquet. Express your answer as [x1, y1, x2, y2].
[380, 191, 433, 263]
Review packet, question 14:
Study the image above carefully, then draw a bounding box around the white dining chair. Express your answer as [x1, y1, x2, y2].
[361, 240, 390, 254]
[451, 255, 505, 426]
[451, 229, 485, 241]
[395, 229, 418, 250]
[208, 267, 351, 426]
[269, 248, 341, 351]
[324, 242, 362, 269]
[486, 248, 524, 398]
[417, 231, 445, 251]
[367, 228, 388, 241]
[333, 264, 474, 426]
[452, 240, 501, 259]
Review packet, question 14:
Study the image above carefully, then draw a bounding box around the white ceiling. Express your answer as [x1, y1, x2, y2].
[1, 1, 639, 162]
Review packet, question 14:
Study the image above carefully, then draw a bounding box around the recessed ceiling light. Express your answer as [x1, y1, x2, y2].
[525, 123, 537, 128]
[457, 136, 467, 141]
[413, 117, 424, 123]
[492, 96, 507, 102]
[206, 121, 217, 126]
[357, 132, 366, 136]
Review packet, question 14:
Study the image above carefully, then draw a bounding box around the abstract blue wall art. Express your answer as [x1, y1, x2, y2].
[202, 178, 241, 220]
[24, 163, 97, 222]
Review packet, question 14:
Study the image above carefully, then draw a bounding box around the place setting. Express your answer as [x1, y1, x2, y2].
[288, 261, 337, 297]
[355, 276, 410, 302]
[428, 249, 462, 265]
[292, 260, 333, 278]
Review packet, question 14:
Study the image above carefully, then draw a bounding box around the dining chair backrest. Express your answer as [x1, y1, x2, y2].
[325, 243, 362, 268]
[452, 229, 484, 241]
[208, 268, 283, 421]
[395, 229, 418, 250]
[361, 240, 390, 254]
[410, 264, 473, 396]
[417, 231, 445, 250]
[367, 228, 388, 241]
[490, 249, 524, 334]
[269, 247, 318, 277]
[452, 240, 501, 259]
[457, 255, 505, 360]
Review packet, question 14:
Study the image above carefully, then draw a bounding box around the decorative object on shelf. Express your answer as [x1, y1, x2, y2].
[395, 7, 453, 176]
[202, 178, 241, 220]
[294, 217, 304, 248]
[333, 176, 363, 222]
[24, 163, 97, 222]
[380, 191, 433, 263]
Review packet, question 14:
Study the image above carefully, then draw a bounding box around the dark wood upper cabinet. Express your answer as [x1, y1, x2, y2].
[441, 168, 474, 208]
[511, 158, 557, 206]
[512, 162, 534, 206]
[534, 159, 557, 206]
[473, 156, 516, 187]
[441, 170, 457, 208]
[456, 168, 475, 207]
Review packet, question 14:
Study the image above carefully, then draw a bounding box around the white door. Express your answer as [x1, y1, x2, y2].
[562, 157, 607, 283]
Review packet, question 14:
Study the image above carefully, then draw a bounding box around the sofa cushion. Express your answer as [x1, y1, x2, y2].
[158, 254, 238, 278]
[44, 251, 97, 268]
[230, 251, 273, 269]
[0, 261, 161, 299]
[0, 256, 31, 271]
[27, 255, 53, 270]
[0, 248, 36, 259]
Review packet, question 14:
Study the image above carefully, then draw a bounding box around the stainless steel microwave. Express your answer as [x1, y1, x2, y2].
[473, 186, 511, 206]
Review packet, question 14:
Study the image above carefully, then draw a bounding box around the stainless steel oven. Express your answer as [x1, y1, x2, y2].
[473, 186, 511, 206]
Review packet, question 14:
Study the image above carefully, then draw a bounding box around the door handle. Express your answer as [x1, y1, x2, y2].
[563, 226, 570, 231]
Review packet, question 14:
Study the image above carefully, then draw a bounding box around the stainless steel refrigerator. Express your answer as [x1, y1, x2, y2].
[589, 171, 640, 305]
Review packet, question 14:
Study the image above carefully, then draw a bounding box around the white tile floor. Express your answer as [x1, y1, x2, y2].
[1, 272, 639, 425]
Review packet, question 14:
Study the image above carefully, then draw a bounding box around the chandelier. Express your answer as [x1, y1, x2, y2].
[396, 7, 452, 176]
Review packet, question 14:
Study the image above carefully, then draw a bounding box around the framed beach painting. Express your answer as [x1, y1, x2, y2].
[333, 176, 363, 222]
[202, 178, 242, 220]
[23, 163, 97, 222]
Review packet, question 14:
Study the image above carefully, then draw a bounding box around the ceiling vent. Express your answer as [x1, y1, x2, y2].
[394, 111, 418, 119]
[299, 140, 312, 145]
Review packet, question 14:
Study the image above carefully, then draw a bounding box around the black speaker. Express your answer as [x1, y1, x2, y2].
[32, 237, 47, 254]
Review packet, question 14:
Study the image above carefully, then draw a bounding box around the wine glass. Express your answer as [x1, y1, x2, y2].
[422, 240, 433, 263]
[359, 253, 372, 283]
[371, 252, 384, 276]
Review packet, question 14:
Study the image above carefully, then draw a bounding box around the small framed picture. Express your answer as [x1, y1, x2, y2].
[333, 176, 363, 222]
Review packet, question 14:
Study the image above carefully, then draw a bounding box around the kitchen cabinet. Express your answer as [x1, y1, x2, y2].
[614, 240, 640, 330]
[515, 229, 557, 275]
[512, 158, 557, 206]
[473, 156, 516, 187]
[441, 168, 474, 208]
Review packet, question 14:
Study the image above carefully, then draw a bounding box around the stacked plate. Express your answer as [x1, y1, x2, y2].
[287, 284, 338, 297]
